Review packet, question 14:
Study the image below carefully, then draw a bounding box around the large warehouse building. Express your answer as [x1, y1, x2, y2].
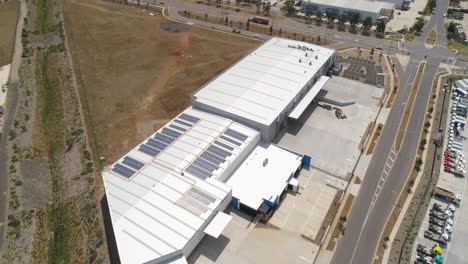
[191, 37, 335, 141]
[301, 0, 397, 23]
[103, 38, 335, 264]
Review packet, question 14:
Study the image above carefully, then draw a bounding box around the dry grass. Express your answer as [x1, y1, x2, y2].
[326, 194, 354, 251]
[0, 0, 20, 66]
[395, 62, 426, 151]
[367, 123, 383, 155]
[447, 39, 468, 57]
[426, 30, 436, 46]
[63, 0, 259, 173]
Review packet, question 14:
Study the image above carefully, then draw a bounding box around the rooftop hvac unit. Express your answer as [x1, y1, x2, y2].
[263, 158, 269, 167]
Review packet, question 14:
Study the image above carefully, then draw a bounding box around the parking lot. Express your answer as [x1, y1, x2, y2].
[268, 168, 341, 244]
[336, 56, 383, 86]
[278, 76, 384, 180]
[412, 89, 468, 264]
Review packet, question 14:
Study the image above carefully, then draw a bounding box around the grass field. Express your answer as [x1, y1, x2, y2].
[426, 30, 436, 46]
[0, 0, 20, 66]
[63, 0, 259, 168]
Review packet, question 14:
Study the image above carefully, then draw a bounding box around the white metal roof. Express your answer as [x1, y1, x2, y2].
[192, 37, 335, 126]
[227, 142, 302, 210]
[102, 107, 260, 264]
[203, 211, 232, 238]
[302, 0, 395, 13]
[289, 76, 329, 119]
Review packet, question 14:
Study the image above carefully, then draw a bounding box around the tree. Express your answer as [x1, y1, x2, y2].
[264, 2, 271, 16]
[376, 20, 386, 33]
[279, 28, 282, 36]
[448, 21, 456, 33]
[225, 16, 229, 25]
[363, 16, 372, 30]
[316, 10, 323, 22]
[269, 25, 273, 35]
[412, 17, 425, 32]
[317, 35, 321, 42]
[327, 12, 337, 24]
[247, 19, 250, 30]
[285, 0, 296, 15]
[350, 12, 360, 26]
[205, 13, 208, 21]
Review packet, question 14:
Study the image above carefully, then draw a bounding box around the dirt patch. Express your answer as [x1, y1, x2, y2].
[160, 21, 191, 33]
[326, 193, 354, 251]
[27, 31, 62, 48]
[354, 176, 361, 184]
[367, 123, 384, 155]
[19, 158, 51, 210]
[0, 0, 20, 66]
[63, 0, 258, 167]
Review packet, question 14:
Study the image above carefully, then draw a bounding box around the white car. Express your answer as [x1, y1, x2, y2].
[448, 204, 456, 212]
[445, 225, 453, 234]
[441, 232, 450, 241]
[446, 217, 454, 225]
[445, 210, 453, 217]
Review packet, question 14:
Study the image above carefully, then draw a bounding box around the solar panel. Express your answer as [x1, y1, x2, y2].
[214, 140, 234, 151]
[200, 151, 225, 165]
[219, 135, 241, 146]
[207, 145, 231, 158]
[162, 127, 182, 139]
[138, 144, 160, 157]
[147, 138, 168, 151]
[185, 164, 212, 180]
[193, 158, 219, 172]
[179, 113, 200, 123]
[176, 196, 208, 215]
[122, 156, 145, 170]
[112, 163, 136, 179]
[154, 133, 175, 145]
[173, 119, 193, 127]
[187, 187, 216, 206]
[224, 128, 248, 142]
[169, 124, 186, 132]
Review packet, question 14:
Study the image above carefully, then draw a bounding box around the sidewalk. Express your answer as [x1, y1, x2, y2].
[0, 64, 10, 131]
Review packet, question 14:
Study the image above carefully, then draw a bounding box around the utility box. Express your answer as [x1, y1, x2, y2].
[433, 130, 443, 147]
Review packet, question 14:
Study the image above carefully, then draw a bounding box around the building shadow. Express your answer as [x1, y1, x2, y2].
[101, 195, 121, 264]
[188, 234, 231, 263]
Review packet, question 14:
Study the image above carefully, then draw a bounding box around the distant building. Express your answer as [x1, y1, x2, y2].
[301, 0, 398, 23]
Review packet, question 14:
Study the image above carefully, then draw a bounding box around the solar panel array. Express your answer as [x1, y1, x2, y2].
[138, 123, 187, 158]
[193, 158, 219, 172]
[207, 145, 231, 158]
[224, 128, 248, 142]
[185, 165, 212, 180]
[176, 196, 208, 216]
[219, 135, 241, 146]
[187, 187, 216, 206]
[179, 113, 200, 123]
[122, 156, 145, 170]
[213, 140, 234, 151]
[173, 119, 193, 127]
[162, 127, 182, 139]
[112, 163, 136, 179]
[169, 124, 186, 132]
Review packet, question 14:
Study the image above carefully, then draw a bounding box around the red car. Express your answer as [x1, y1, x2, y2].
[445, 167, 454, 172]
[445, 156, 454, 161]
